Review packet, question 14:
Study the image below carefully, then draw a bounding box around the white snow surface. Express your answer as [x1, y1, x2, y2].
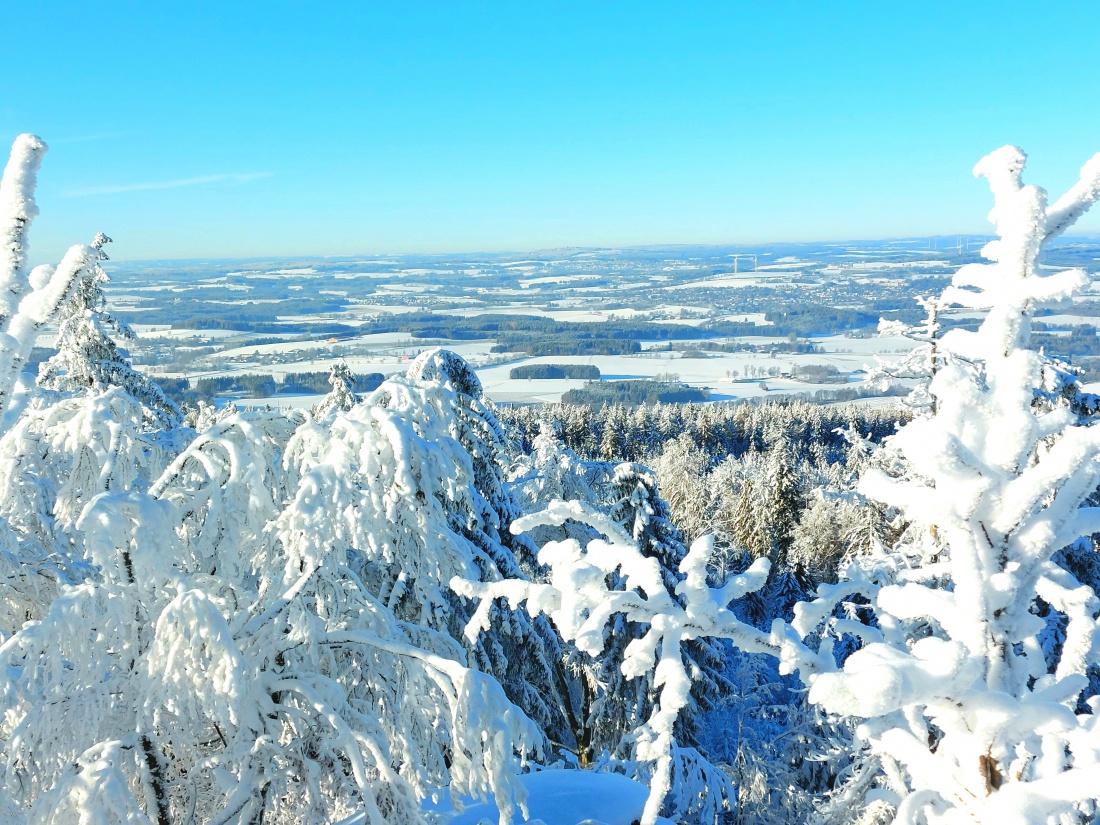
[336, 772, 671, 825]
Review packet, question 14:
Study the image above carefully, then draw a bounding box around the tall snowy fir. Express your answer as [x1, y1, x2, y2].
[312, 360, 359, 417]
[802, 146, 1100, 823]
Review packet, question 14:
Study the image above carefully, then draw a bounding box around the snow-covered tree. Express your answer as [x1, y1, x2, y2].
[598, 404, 628, 461]
[398, 350, 575, 746]
[37, 232, 181, 429]
[0, 373, 543, 824]
[510, 420, 599, 512]
[0, 275, 187, 597]
[0, 135, 103, 427]
[592, 465, 730, 755]
[800, 146, 1100, 823]
[651, 432, 713, 543]
[761, 439, 803, 569]
[0, 389, 183, 611]
[312, 360, 359, 418]
[868, 295, 945, 416]
[729, 468, 769, 562]
[0, 135, 196, 638]
[0, 135, 189, 635]
[454, 500, 827, 825]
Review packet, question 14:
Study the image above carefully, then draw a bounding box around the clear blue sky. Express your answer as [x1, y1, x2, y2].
[5, 2, 1100, 261]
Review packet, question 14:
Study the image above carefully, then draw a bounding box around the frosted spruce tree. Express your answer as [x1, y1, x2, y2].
[400, 350, 575, 746]
[799, 146, 1100, 823]
[37, 232, 181, 428]
[512, 428, 735, 784]
[605, 464, 731, 756]
[509, 420, 600, 516]
[0, 144, 192, 635]
[312, 360, 359, 418]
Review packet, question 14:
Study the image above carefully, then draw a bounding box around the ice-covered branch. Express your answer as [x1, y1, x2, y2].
[454, 499, 828, 825]
[1044, 152, 1100, 241]
[0, 134, 46, 327]
[0, 135, 106, 426]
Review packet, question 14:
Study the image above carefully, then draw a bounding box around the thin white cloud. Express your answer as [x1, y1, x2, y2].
[63, 172, 272, 197]
[51, 131, 133, 145]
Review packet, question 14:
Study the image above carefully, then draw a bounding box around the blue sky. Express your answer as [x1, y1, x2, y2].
[5, 2, 1100, 261]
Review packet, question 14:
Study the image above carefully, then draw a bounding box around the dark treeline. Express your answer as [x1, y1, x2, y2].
[160, 370, 384, 405]
[169, 318, 359, 336]
[497, 337, 641, 356]
[509, 363, 601, 379]
[279, 371, 385, 394]
[677, 339, 822, 354]
[561, 379, 710, 407]
[1033, 324, 1100, 358]
[762, 306, 878, 334]
[132, 307, 901, 356]
[499, 397, 905, 465]
[120, 296, 350, 327]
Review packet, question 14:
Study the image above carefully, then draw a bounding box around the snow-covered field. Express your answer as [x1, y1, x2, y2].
[154, 326, 922, 407]
[130, 326, 250, 339]
[467, 335, 918, 404]
[423, 771, 671, 825]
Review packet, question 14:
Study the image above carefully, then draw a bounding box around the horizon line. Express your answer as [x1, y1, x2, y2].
[97, 231, 1100, 267]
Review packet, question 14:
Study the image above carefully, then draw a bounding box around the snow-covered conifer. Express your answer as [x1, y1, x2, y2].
[400, 351, 573, 741]
[312, 360, 359, 417]
[38, 233, 181, 429]
[0, 389, 182, 608]
[0, 136, 187, 632]
[800, 146, 1100, 823]
[652, 432, 712, 543]
[730, 465, 770, 561]
[868, 295, 945, 415]
[0, 384, 542, 824]
[511, 420, 597, 510]
[761, 439, 803, 568]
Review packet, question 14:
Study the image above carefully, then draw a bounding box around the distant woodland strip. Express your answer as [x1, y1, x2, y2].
[509, 364, 601, 379]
